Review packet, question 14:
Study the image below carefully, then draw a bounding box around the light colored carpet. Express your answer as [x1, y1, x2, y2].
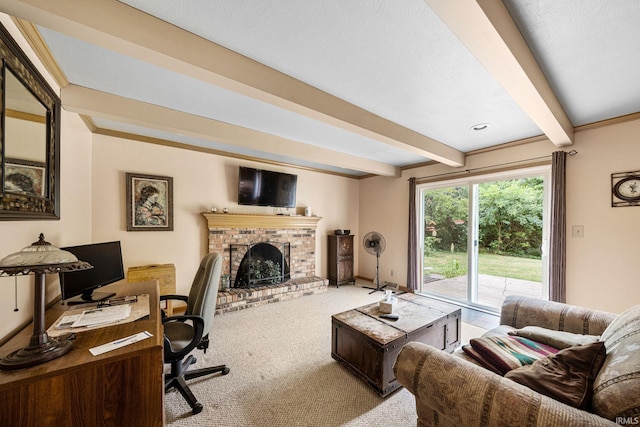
[165, 284, 486, 426]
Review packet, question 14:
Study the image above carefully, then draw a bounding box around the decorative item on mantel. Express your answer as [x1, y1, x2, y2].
[0, 234, 92, 370]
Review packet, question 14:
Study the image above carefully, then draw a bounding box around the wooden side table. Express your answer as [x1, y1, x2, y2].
[327, 234, 355, 287]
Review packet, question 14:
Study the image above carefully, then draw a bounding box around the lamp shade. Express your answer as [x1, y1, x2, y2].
[0, 234, 81, 273]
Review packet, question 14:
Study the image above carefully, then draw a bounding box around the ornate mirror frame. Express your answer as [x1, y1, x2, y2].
[0, 23, 60, 220]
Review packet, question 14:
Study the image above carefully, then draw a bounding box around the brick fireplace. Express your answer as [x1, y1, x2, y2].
[202, 213, 328, 314]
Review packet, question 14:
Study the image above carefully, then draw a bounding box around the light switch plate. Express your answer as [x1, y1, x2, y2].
[572, 225, 584, 238]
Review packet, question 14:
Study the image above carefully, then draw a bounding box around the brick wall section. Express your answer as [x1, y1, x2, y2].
[206, 222, 327, 313]
[208, 227, 317, 278]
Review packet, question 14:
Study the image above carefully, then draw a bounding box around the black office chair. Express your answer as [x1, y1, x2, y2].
[161, 252, 229, 415]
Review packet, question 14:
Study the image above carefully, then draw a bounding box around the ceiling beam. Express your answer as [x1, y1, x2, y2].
[3, 0, 466, 167]
[61, 85, 401, 177]
[425, 0, 574, 147]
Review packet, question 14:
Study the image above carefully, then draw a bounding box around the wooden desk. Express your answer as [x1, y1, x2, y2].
[0, 281, 164, 427]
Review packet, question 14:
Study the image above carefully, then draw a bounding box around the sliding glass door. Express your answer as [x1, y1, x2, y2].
[417, 167, 550, 312]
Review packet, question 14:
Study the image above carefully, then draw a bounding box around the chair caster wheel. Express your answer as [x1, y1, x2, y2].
[222, 367, 230, 375]
[192, 403, 203, 415]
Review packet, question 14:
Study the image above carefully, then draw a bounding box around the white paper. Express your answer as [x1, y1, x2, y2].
[55, 313, 83, 329]
[89, 331, 153, 356]
[72, 304, 132, 328]
[48, 295, 151, 337]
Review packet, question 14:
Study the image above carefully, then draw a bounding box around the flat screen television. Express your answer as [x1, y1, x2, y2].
[238, 166, 297, 208]
[59, 241, 124, 305]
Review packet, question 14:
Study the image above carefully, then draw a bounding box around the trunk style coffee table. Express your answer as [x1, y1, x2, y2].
[331, 293, 461, 397]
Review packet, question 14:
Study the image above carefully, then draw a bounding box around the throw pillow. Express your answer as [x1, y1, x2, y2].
[508, 326, 600, 349]
[592, 303, 640, 420]
[505, 341, 607, 409]
[463, 335, 559, 376]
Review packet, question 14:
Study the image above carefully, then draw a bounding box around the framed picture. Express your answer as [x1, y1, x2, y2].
[126, 173, 173, 231]
[4, 158, 46, 198]
[611, 170, 640, 207]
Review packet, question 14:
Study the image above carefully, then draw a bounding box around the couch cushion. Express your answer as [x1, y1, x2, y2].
[508, 326, 600, 349]
[463, 335, 559, 376]
[505, 341, 606, 409]
[592, 304, 640, 421]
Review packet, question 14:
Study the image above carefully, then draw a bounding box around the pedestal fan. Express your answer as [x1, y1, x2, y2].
[363, 231, 387, 294]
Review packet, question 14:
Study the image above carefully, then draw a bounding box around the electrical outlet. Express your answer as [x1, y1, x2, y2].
[572, 225, 584, 238]
[390, 269, 394, 277]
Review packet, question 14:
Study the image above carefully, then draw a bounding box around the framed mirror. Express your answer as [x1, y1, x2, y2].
[0, 23, 60, 220]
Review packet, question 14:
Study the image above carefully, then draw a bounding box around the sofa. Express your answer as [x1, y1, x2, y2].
[394, 295, 640, 426]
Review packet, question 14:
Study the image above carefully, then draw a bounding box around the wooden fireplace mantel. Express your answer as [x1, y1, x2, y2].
[202, 212, 322, 229]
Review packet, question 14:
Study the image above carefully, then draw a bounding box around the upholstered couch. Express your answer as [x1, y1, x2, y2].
[394, 296, 640, 426]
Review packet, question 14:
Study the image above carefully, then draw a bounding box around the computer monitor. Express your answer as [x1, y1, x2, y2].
[59, 241, 124, 305]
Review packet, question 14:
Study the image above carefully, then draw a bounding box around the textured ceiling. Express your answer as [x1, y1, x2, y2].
[3, 0, 640, 176]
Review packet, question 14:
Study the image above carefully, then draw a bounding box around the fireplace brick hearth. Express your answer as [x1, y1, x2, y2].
[215, 276, 327, 315]
[202, 213, 328, 313]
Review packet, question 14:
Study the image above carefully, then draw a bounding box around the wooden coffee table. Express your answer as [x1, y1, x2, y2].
[331, 293, 461, 397]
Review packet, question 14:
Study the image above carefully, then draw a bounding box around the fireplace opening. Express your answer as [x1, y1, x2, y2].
[230, 242, 290, 288]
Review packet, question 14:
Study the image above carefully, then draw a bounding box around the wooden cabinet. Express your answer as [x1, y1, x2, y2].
[328, 234, 355, 287]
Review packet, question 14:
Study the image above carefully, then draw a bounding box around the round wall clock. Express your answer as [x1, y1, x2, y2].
[612, 171, 640, 207]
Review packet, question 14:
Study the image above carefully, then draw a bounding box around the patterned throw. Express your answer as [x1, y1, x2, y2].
[463, 335, 559, 375]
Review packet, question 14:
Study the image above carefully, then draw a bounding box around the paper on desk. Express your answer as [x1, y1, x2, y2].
[72, 304, 132, 328]
[47, 294, 151, 337]
[55, 313, 83, 329]
[90, 331, 153, 356]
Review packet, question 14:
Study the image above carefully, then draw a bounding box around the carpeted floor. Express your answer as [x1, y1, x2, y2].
[165, 284, 486, 426]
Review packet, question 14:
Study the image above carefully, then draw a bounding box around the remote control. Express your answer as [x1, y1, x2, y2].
[380, 313, 399, 321]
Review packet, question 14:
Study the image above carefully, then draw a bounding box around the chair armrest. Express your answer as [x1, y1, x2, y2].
[499, 296, 616, 335]
[162, 314, 203, 326]
[394, 342, 616, 427]
[160, 294, 188, 303]
[162, 314, 205, 358]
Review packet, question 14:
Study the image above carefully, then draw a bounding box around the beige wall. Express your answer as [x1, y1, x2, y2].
[564, 120, 639, 312]
[0, 114, 359, 341]
[91, 134, 360, 295]
[359, 118, 640, 313]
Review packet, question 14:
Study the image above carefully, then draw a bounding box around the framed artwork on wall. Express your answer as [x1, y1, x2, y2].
[126, 172, 174, 231]
[611, 170, 640, 207]
[4, 159, 46, 198]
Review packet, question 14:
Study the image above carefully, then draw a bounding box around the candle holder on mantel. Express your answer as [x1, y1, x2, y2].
[0, 234, 92, 370]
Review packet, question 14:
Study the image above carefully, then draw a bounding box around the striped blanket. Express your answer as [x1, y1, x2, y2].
[463, 335, 559, 375]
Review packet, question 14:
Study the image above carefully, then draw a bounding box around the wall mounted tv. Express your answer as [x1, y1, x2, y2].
[59, 241, 124, 305]
[238, 166, 297, 208]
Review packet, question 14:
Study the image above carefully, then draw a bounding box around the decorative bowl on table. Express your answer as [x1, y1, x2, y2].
[334, 229, 350, 235]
